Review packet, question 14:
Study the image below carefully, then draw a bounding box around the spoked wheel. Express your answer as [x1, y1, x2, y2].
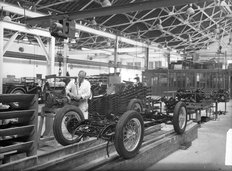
[127, 99, 143, 113]
[9, 88, 26, 109]
[53, 105, 84, 146]
[114, 110, 144, 159]
[173, 102, 187, 134]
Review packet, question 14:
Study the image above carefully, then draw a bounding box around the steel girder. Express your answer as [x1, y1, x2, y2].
[3, 0, 232, 53]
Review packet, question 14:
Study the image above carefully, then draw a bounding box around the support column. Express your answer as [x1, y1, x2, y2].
[215, 101, 218, 120]
[43, 36, 55, 137]
[0, 22, 3, 94]
[63, 39, 69, 76]
[167, 51, 170, 89]
[48, 36, 55, 75]
[228, 71, 231, 98]
[195, 110, 201, 125]
[225, 51, 227, 69]
[114, 36, 119, 74]
[145, 47, 149, 70]
[167, 51, 170, 69]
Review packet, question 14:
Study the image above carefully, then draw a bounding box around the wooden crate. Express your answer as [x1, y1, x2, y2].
[0, 94, 38, 163]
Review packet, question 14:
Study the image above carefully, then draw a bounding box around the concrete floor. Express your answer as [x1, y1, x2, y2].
[146, 101, 232, 171]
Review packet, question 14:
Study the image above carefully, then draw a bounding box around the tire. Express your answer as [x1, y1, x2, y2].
[9, 87, 26, 109]
[114, 110, 144, 159]
[173, 102, 187, 134]
[127, 99, 143, 113]
[53, 105, 84, 146]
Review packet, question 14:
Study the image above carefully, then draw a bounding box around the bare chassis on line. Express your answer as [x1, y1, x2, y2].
[42, 76, 187, 159]
[42, 76, 228, 159]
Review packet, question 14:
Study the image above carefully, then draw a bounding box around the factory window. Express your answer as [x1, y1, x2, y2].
[206, 74, 211, 88]
[159, 73, 168, 86]
[134, 62, 141, 67]
[176, 73, 185, 88]
[154, 61, 162, 69]
[218, 73, 223, 89]
[148, 62, 153, 69]
[212, 73, 218, 88]
[151, 76, 158, 86]
[197, 73, 205, 88]
[127, 62, 133, 66]
[168, 73, 175, 89]
[188, 73, 195, 88]
[172, 73, 177, 87]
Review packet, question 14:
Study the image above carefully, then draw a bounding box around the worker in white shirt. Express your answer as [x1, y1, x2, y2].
[66, 70, 92, 119]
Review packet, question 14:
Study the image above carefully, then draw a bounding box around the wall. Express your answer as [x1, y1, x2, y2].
[67, 63, 110, 77]
[3, 57, 143, 81]
[3, 57, 111, 78]
[3, 58, 47, 78]
[2, 38, 182, 80]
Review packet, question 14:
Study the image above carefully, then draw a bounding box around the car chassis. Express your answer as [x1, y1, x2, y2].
[45, 77, 188, 159]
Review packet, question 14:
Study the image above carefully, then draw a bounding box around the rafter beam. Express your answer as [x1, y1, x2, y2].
[34, 35, 49, 61]
[35, 0, 43, 6]
[105, 4, 217, 29]
[3, 32, 19, 54]
[106, 11, 184, 29]
[121, 5, 189, 41]
[120, 9, 163, 32]
[70, 47, 144, 55]
[1, 21, 51, 37]
[26, 0, 212, 23]
[0, 1, 44, 17]
[161, 5, 226, 48]
[197, 2, 229, 35]
[111, 6, 189, 44]
[80, 0, 95, 11]
[75, 23, 152, 47]
[37, 0, 75, 10]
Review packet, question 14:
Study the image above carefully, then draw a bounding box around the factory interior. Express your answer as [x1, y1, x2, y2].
[0, 0, 232, 170]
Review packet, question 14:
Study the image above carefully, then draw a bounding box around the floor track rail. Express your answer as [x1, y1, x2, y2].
[0, 122, 198, 171]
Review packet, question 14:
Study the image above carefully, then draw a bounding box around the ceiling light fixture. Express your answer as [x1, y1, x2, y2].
[169, 6, 175, 15]
[138, 30, 141, 39]
[220, 0, 227, 6]
[106, 41, 111, 46]
[219, 0, 232, 14]
[75, 32, 80, 38]
[157, 24, 163, 30]
[156, 19, 163, 30]
[91, 17, 97, 25]
[3, 15, 12, 22]
[164, 39, 168, 48]
[188, 35, 192, 42]
[101, 26, 106, 31]
[186, 4, 195, 15]
[100, 0, 112, 7]
[23, 34, 29, 42]
[214, 25, 221, 34]
[70, 39, 76, 44]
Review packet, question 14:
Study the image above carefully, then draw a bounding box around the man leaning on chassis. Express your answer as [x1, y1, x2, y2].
[65, 70, 92, 119]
